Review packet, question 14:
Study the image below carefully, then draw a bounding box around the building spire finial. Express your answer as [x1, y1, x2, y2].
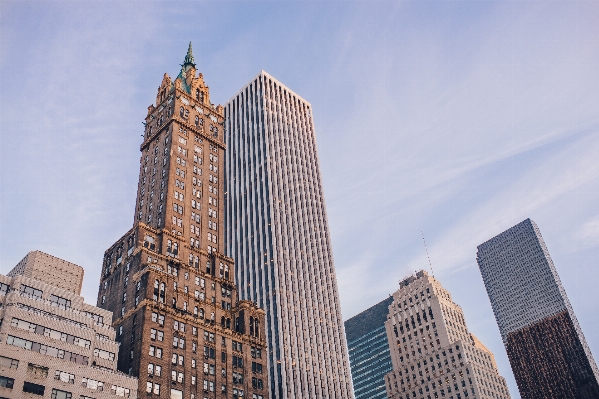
[183, 41, 196, 68]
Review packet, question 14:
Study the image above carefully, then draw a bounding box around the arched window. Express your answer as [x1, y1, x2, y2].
[199, 308, 205, 319]
[219, 263, 224, 278]
[195, 115, 199, 126]
[179, 106, 184, 118]
[194, 306, 198, 317]
[226, 318, 231, 329]
[224, 265, 229, 280]
[206, 261, 211, 275]
[221, 316, 226, 327]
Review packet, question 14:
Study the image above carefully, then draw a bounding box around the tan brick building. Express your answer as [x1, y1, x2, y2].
[95, 43, 268, 399]
[0, 251, 138, 399]
[384, 271, 511, 399]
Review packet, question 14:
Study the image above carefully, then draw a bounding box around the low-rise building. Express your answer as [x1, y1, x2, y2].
[0, 250, 138, 399]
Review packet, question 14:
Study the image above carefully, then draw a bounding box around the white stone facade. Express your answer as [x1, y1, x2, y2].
[384, 271, 510, 399]
[224, 71, 354, 399]
[0, 256, 138, 399]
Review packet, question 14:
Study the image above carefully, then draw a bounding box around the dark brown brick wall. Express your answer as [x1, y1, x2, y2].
[95, 58, 268, 399]
[506, 311, 599, 399]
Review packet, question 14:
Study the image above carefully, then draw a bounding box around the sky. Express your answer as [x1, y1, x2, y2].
[1, 1, 598, 397]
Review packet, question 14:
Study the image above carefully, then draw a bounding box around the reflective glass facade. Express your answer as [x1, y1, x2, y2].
[345, 297, 393, 399]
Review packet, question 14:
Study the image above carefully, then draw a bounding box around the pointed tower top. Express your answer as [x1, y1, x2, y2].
[183, 42, 196, 68]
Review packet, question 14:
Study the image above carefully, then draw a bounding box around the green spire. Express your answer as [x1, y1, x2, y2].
[183, 42, 196, 68]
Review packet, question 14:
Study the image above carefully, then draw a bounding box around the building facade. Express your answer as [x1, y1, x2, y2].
[224, 71, 354, 399]
[344, 297, 394, 399]
[96, 44, 268, 399]
[477, 218, 599, 399]
[0, 251, 138, 399]
[384, 271, 511, 399]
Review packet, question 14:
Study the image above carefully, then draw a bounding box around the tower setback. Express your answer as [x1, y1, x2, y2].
[224, 71, 354, 399]
[384, 271, 511, 399]
[477, 218, 599, 399]
[96, 44, 268, 399]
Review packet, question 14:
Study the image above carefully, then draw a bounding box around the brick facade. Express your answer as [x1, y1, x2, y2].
[0, 268, 138, 399]
[96, 44, 268, 399]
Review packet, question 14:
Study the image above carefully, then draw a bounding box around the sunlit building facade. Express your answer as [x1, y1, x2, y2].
[224, 71, 354, 399]
[384, 271, 511, 399]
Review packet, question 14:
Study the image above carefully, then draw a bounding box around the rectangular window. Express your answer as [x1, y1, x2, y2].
[93, 348, 115, 361]
[23, 381, 46, 396]
[51, 388, 72, 399]
[0, 376, 15, 389]
[49, 295, 71, 309]
[20, 285, 43, 300]
[54, 370, 75, 384]
[0, 355, 19, 369]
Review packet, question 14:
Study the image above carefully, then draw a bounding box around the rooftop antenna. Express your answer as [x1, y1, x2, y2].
[421, 231, 435, 278]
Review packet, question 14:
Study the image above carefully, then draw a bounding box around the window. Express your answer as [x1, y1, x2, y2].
[28, 363, 49, 377]
[251, 347, 262, 359]
[20, 285, 43, 300]
[51, 388, 72, 399]
[233, 355, 243, 368]
[49, 295, 71, 309]
[0, 282, 10, 295]
[146, 382, 161, 395]
[0, 355, 19, 369]
[54, 370, 75, 384]
[23, 381, 46, 396]
[252, 362, 263, 374]
[149, 346, 162, 359]
[93, 348, 115, 361]
[110, 385, 131, 397]
[0, 375, 14, 389]
[81, 378, 104, 391]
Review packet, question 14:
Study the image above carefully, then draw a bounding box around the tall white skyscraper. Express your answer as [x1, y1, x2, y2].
[224, 71, 354, 399]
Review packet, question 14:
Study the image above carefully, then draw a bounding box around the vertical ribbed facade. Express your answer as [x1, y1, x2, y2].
[477, 218, 599, 399]
[224, 71, 354, 399]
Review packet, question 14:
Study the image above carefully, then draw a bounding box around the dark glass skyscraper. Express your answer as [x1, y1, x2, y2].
[477, 218, 599, 399]
[344, 297, 394, 399]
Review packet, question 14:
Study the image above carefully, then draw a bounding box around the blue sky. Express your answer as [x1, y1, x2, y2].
[1, 1, 598, 397]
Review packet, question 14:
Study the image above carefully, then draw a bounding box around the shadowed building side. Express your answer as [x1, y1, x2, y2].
[344, 296, 394, 399]
[477, 218, 599, 399]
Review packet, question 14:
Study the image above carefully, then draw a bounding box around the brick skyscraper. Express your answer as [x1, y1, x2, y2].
[224, 71, 354, 399]
[477, 218, 599, 399]
[96, 44, 268, 399]
[384, 271, 511, 399]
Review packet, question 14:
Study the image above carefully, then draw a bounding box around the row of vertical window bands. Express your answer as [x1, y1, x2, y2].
[17, 285, 105, 326]
[17, 285, 72, 310]
[0, 365, 129, 397]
